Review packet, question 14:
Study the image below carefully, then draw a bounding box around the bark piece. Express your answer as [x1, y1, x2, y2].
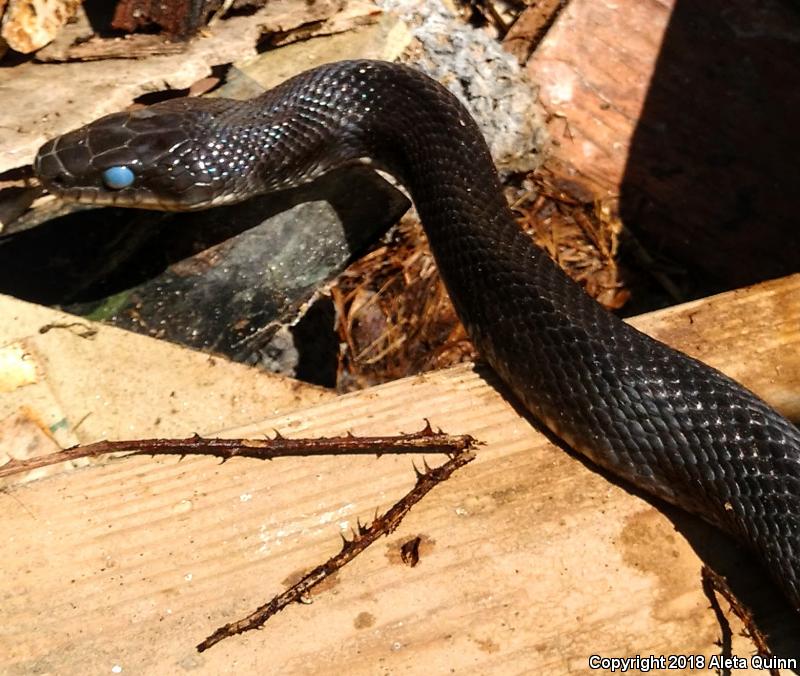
[112, 0, 220, 37]
[502, 0, 566, 64]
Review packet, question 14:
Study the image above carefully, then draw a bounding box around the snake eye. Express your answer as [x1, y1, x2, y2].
[101, 166, 135, 189]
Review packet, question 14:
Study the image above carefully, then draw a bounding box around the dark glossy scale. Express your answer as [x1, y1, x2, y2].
[34, 60, 800, 609]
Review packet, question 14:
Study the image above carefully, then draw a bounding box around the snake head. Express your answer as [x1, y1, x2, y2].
[34, 98, 256, 211]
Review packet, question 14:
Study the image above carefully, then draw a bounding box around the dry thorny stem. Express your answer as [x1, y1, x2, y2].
[2, 422, 479, 651]
[0, 421, 476, 479]
[701, 566, 777, 676]
[197, 446, 476, 651]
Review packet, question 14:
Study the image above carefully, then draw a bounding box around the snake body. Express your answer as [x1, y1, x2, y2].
[34, 60, 800, 609]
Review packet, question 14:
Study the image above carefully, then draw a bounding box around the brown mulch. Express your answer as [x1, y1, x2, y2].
[331, 170, 628, 391]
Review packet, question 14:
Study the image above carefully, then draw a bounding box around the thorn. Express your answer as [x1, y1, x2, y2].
[411, 461, 424, 480]
[272, 429, 284, 440]
[422, 457, 432, 473]
[346, 430, 355, 438]
[192, 432, 203, 441]
[421, 419, 434, 436]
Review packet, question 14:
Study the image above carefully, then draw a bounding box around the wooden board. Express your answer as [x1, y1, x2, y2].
[2, 274, 800, 674]
[526, 0, 800, 288]
[0, 295, 332, 484]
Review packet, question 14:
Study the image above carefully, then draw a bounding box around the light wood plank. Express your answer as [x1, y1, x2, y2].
[2, 274, 800, 674]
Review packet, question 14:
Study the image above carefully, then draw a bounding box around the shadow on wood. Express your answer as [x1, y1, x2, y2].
[620, 0, 800, 292]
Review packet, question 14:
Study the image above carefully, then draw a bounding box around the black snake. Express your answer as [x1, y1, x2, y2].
[34, 60, 800, 611]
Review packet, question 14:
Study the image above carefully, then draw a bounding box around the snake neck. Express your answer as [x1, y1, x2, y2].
[252, 61, 587, 362]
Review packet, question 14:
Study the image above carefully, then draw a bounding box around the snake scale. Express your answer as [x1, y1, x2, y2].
[34, 60, 800, 611]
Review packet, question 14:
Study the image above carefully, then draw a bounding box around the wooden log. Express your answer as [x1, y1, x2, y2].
[2, 274, 799, 673]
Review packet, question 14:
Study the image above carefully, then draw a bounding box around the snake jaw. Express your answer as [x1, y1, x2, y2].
[40, 182, 236, 211]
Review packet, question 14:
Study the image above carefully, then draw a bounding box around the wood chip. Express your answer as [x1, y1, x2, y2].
[502, 0, 567, 64]
[1, 0, 81, 53]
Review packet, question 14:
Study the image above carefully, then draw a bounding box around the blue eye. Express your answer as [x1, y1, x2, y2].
[101, 166, 135, 189]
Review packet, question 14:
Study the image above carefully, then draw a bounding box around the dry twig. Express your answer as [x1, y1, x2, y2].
[197, 447, 476, 651]
[701, 566, 778, 676]
[0, 421, 476, 479]
[2, 421, 480, 653]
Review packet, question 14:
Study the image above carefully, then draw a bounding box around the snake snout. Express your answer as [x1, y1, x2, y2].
[34, 122, 128, 202]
